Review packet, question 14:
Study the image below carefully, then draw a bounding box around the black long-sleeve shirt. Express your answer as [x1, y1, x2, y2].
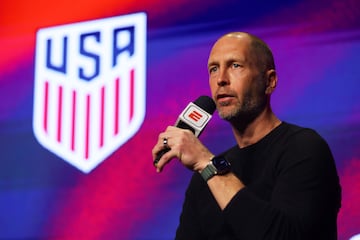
[175, 122, 341, 240]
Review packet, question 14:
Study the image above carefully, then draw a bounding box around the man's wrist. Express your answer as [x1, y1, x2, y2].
[200, 155, 231, 182]
[198, 155, 215, 173]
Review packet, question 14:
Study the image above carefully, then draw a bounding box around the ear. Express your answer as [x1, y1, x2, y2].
[265, 69, 277, 94]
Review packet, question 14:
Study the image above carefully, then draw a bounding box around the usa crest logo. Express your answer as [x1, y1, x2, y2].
[33, 13, 147, 173]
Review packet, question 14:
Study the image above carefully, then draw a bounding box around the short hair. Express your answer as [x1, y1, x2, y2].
[248, 34, 276, 72]
[221, 32, 275, 72]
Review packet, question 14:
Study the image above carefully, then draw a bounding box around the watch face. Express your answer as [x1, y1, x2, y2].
[212, 156, 231, 174]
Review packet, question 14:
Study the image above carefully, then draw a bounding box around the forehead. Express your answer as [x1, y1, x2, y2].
[208, 35, 252, 64]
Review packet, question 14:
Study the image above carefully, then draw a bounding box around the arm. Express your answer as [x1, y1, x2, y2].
[175, 175, 206, 240]
[153, 127, 340, 239]
[205, 172, 244, 210]
[220, 130, 341, 239]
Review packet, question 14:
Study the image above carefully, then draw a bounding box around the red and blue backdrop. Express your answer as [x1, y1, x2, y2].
[1, 0, 360, 239]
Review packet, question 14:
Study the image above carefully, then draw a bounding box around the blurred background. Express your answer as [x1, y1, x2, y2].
[1, 0, 359, 239]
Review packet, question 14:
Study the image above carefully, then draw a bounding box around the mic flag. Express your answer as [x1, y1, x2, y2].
[153, 96, 216, 165]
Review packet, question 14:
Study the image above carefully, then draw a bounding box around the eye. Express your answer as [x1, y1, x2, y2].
[209, 66, 218, 74]
[232, 63, 241, 68]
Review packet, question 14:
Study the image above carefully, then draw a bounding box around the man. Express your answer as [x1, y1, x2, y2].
[152, 32, 341, 239]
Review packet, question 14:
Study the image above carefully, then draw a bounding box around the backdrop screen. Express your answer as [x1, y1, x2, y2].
[1, 0, 360, 239]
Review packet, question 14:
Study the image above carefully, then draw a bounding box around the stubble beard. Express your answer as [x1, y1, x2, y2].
[217, 91, 267, 130]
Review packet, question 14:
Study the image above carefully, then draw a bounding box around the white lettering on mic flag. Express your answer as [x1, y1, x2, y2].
[33, 13, 147, 173]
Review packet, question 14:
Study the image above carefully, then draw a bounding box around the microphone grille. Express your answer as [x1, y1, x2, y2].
[193, 96, 216, 114]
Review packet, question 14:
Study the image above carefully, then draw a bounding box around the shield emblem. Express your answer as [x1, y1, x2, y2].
[33, 13, 147, 173]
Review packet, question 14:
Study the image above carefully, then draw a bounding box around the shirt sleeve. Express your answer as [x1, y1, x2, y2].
[222, 129, 341, 239]
[175, 174, 206, 240]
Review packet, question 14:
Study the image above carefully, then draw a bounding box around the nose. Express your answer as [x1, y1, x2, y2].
[217, 68, 230, 86]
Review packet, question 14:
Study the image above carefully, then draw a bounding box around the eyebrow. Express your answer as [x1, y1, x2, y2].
[207, 60, 218, 68]
[208, 58, 247, 68]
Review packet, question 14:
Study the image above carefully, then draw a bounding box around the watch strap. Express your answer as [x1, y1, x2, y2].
[200, 162, 217, 182]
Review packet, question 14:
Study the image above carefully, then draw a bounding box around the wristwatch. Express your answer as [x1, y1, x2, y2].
[200, 156, 231, 182]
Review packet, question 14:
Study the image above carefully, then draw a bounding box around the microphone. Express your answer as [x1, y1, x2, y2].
[153, 96, 216, 166]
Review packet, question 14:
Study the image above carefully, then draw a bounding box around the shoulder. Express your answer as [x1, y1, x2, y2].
[277, 122, 320, 139]
[266, 122, 330, 154]
[279, 122, 331, 153]
[273, 122, 336, 175]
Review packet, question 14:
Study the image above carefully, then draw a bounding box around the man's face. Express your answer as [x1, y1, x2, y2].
[207, 35, 267, 121]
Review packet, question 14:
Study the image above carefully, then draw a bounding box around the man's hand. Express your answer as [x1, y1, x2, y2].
[152, 126, 214, 173]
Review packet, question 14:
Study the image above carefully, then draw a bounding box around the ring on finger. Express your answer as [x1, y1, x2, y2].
[163, 137, 169, 148]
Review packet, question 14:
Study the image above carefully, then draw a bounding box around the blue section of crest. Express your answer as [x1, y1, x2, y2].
[113, 26, 135, 67]
[79, 31, 100, 81]
[46, 37, 67, 74]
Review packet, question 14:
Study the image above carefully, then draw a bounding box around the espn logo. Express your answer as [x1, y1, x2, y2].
[178, 103, 212, 137]
[188, 110, 203, 122]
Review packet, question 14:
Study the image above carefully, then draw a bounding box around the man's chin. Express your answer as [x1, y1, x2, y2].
[218, 109, 237, 121]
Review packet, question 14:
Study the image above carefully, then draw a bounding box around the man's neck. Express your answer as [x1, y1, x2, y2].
[231, 107, 281, 148]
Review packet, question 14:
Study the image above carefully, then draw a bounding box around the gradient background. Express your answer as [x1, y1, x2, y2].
[1, 0, 360, 239]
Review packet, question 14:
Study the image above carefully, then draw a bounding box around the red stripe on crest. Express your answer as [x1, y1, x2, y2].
[57, 86, 63, 142]
[71, 90, 77, 151]
[100, 86, 105, 147]
[114, 78, 120, 135]
[130, 69, 135, 122]
[43, 81, 49, 133]
[85, 94, 91, 159]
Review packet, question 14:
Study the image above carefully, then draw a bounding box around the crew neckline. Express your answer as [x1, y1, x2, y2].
[236, 121, 286, 150]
